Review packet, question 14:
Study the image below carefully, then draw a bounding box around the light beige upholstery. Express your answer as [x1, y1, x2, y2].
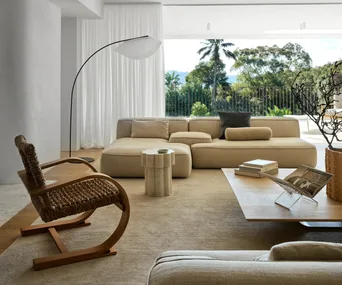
[191, 138, 317, 168]
[101, 116, 317, 177]
[101, 138, 191, 178]
[131, 120, 169, 139]
[117, 117, 189, 139]
[225, 127, 272, 141]
[169, 132, 212, 146]
[189, 116, 300, 138]
[269, 241, 342, 261]
[147, 250, 342, 285]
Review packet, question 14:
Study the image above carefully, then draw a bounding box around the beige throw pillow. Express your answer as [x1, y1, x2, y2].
[225, 127, 272, 141]
[131, 120, 169, 139]
[169, 132, 212, 146]
[269, 241, 342, 261]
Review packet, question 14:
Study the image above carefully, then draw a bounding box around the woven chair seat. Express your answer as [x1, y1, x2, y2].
[32, 178, 121, 222]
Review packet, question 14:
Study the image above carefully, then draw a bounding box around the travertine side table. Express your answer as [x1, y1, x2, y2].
[141, 149, 175, 197]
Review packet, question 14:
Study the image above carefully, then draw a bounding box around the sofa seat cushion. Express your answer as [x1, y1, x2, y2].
[191, 138, 317, 168]
[101, 138, 192, 178]
[169, 132, 212, 146]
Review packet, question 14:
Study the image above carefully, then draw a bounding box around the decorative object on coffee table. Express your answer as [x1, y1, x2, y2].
[141, 149, 175, 197]
[292, 60, 342, 202]
[264, 165, 333, 210]
[68, 35, 161, 163]
[234, 159, 278, 178]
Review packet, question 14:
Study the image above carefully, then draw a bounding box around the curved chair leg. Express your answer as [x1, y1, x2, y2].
[21, 210, 95, 236]
[31, 181, 130, 270]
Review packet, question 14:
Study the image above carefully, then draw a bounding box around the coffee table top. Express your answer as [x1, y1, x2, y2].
[222, 168, 342, 222]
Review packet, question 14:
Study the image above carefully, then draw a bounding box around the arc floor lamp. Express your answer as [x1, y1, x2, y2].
[69, 35, 162, 162]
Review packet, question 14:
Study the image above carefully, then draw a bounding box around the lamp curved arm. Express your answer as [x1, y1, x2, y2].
[68, 35, 149, 157]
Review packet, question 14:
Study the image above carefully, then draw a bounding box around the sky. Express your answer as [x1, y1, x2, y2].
[164, 39, 342, 75]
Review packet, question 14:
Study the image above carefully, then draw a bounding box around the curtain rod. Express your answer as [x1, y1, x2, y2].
[104, 2, 342, 7]
[163, 3, 342, 7]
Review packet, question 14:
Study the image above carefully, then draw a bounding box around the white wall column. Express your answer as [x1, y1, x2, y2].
[61, 18, 80, 151]
[0, 0, 61, 184]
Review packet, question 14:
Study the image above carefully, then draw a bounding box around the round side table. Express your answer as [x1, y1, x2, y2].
[141, 149, 175, 197]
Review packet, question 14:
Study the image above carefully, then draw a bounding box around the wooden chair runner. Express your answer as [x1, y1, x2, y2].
[14, 135, 130, 270]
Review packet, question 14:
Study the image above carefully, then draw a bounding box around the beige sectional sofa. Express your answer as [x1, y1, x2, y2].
[101, 116, 317, 178]
[146, 249, 342, 285]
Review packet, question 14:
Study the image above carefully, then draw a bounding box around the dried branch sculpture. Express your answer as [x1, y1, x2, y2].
[291, 60, 342, 150]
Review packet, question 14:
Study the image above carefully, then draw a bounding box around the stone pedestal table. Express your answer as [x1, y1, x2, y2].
[141, 149, 175, 197]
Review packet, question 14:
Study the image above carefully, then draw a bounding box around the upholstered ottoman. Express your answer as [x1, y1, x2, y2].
[101, 138, 192, 178]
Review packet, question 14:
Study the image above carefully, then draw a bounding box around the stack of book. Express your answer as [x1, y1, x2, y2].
[234, 159, 278, 178]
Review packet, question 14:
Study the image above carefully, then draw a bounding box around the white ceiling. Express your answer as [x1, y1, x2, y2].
[163, 4, 342, 38]
[104, 0, 342, 4]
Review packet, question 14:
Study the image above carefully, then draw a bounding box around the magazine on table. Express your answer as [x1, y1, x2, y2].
[263, 165, 333, 198]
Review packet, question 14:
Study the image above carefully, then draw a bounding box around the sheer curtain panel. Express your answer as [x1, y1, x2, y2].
[77, 4, 165, 148]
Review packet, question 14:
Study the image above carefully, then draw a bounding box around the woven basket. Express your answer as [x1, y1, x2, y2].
[325, 148, 342, 202]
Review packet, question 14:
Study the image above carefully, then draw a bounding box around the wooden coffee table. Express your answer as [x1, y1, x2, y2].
[222, 168, 342, 228]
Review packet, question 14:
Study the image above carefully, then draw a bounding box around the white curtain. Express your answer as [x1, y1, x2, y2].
[77, 4, 165, 148]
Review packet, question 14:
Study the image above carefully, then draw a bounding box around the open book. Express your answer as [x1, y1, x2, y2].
[263, 165, 333, 198]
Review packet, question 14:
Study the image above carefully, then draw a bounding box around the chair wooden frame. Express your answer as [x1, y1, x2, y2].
[17, 157, 130, 271]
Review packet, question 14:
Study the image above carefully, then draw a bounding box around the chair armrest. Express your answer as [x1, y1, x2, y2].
[29, 173, 113, 197]
[147, 260, 342, 285]
[40, 157, 97, 173]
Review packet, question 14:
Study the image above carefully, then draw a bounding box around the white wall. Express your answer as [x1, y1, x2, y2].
[0, 0, 61, 184]
[61, 18, 80, 151]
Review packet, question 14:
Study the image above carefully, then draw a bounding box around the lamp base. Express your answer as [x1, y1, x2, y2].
[70, 157, 95, 163]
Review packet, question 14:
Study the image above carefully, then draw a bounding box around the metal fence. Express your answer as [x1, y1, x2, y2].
[165, 86, 317, 117]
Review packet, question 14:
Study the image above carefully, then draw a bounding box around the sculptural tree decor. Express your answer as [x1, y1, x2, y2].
[291, 60, 342, 202]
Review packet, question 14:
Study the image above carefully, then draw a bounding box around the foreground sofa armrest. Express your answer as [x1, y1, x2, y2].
[147, 259, 342, 285]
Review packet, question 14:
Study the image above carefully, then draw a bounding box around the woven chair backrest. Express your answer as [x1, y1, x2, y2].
[14, 135, 46, 191]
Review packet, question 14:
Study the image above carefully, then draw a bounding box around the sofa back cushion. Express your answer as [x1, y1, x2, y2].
[251, 117, 300, 138]
[131, 120, 169, 139]
[189, 117, 300, 138]
[117, 117, 189, 139]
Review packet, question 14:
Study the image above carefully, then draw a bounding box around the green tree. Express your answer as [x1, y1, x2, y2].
[165, 71, 181, 91]
[232, 43, 312, 89]
[186, 60, 230, 95]
[198, 39, 236, 99]
[191, 102, 210, 116]
[231, 43, 313, 114]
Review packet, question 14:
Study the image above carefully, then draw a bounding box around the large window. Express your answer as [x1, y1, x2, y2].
[164, 38, 342, 117]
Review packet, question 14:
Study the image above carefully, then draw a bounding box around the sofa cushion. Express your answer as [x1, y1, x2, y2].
[218, 112, 251, 139]
[117, 117, 189, 139]
[101, 138, 192, 178]
[269, 241, 342, 261]
[169, 132, 212, 146]
[225, 127, 272, 141]
[191, 138, 317, 168]
[131, 120, 169, 139]
[188, 117, 300, 139]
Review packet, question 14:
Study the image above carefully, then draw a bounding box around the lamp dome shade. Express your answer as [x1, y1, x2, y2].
[115, 36, 161, 59]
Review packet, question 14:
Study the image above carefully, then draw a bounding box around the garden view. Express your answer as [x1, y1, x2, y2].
[165, 39, 342, 117]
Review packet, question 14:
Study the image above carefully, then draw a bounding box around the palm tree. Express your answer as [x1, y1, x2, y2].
[165, 71, 181, 90]
[198, 39, 236, 99]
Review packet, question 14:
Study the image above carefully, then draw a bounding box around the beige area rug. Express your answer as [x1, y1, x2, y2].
[0, 184, 30, 226]
[1, 169, 341, 285]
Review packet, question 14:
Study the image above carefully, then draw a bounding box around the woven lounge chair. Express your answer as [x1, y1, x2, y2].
[14, 135, 130, 270]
